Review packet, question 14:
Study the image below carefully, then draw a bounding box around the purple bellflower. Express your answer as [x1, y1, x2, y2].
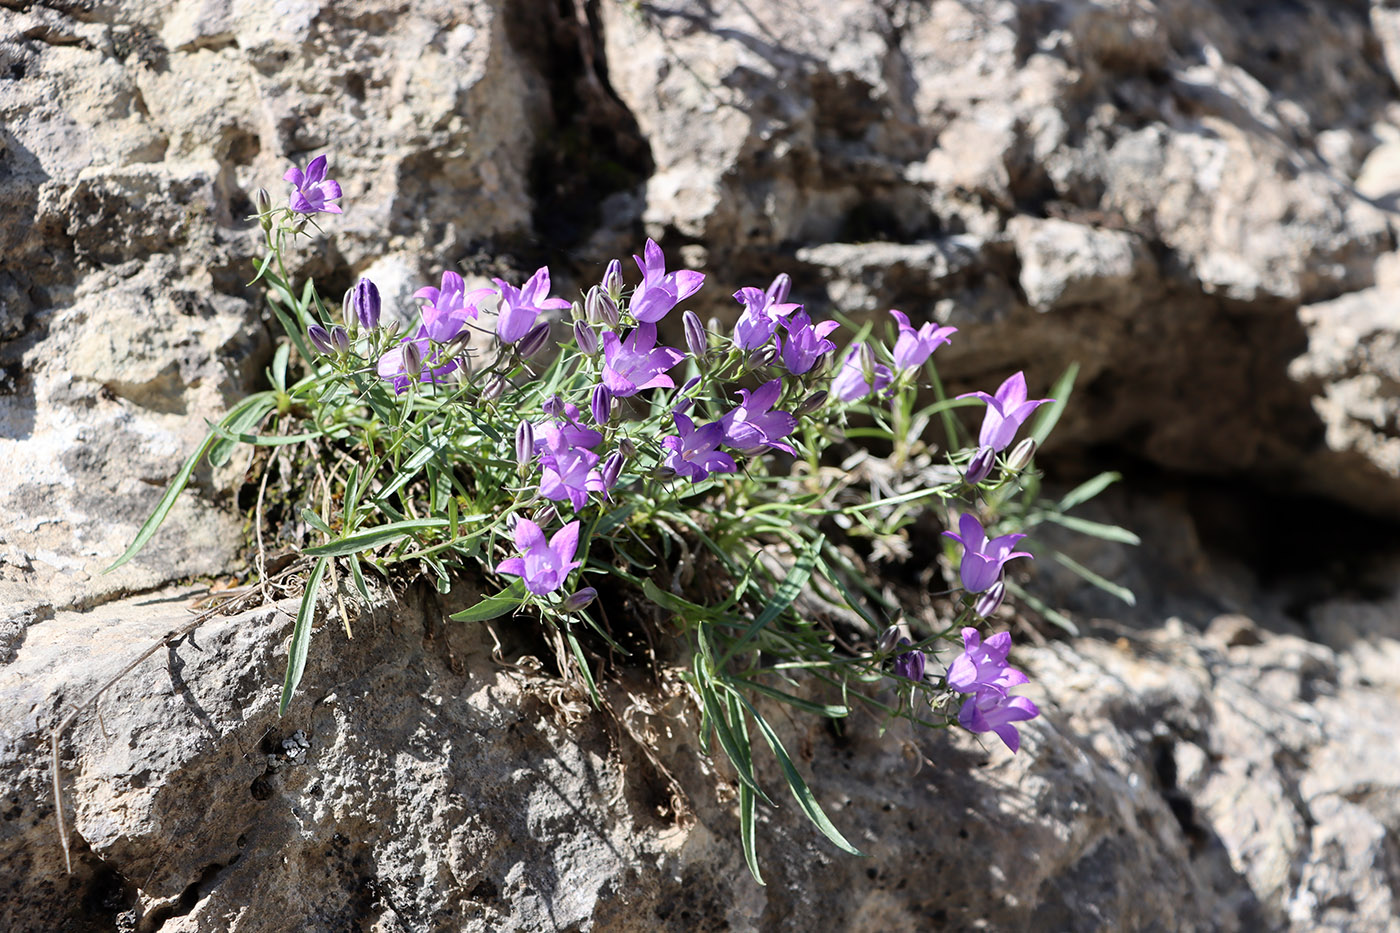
[958, 371, 1050, 452]
[942, 512, 1033, 593]
[777, 310, 840, 375]
[948, 628, 1039, 753]
[831, 344, 893, 402]
[600, 323, 686, 397]
[536, 427, 606, 511]
[630, 239, 705, 323]
[662, 413, 738, 482]
[284, 154, 342, 215]
[888, 309, 956, 371]
[494, 266, 571, 344]
[414, 271, 492, 343]
[732, 283, 801, 350]
[533, 404, 603, 454]
[495, 518, 582, 596]
[719, 379, 797, 455]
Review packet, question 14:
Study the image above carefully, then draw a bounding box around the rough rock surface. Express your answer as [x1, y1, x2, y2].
[5, 0, 1400, 931]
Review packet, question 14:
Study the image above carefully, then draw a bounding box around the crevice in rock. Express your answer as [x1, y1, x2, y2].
[508, 0, 654, 260]
[139, 860, 233, 933]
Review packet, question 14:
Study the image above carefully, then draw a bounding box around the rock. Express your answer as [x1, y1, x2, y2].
[1007, 216, 1153, 313]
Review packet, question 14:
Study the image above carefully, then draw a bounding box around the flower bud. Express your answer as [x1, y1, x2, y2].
[307, 324, 335, 355]
[1006, 437, 1038, 472]
[481, 374, 506, 401]
[561, 587, 598, 613]
[402, 340, 423, 379]
[618, 437, 638, 459]
[591, 384, 613, 425]
[858, 342, 877, 382]
[601, 451, 625, 489]
[542, 394, 564, 418]
[679, 375, 702, 396]
[596, 292, 620, 329]
[518, 321, 551, 358]
[602, 259, 624, 300]
[515, 420, 535, 472]
[683, 310, 707, 360]
[974, 581, 1006, 618]
[965, 445, 996, 485]
[584, 286, 605, 324]
[290, 216, 308, 235]
[744, 344, 777, 370]
[574, 320, 599, 356]
[533, 503, 558, 527]
[674, 396, 694, 415]
[329, 325, 350, 354]
[348, 278, 381, 330]
[794, 390, 828, 416]
[766, 272, 792, 305]
[570, 299, 585, 322]
[254, 187, 273, 231]
[892, 646, 926, 683]
[876, 627, 902, 655]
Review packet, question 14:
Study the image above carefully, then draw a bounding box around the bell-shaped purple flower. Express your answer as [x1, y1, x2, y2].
[493, 266, 571, 344]
[830, 344, 893, 402]
[536, 426, 605, 511]
[942, 513, 1033, 593]
[495, 518, 583, 596]
[414, 271, 491, 343]
[732, 285, 801, 350]
[719, 379, 797, 455]
[630, 239, 705, 323]
[888, 309, 956, 370]
[662, 413, 738, 482]
[957, 372, 1050, 453]
[958, 690, 1040, 754]
[284, 154, 342, 215]
[776, 310, 840, 375]
[532, 405, 602, 454]
[600, 323, 686, 397]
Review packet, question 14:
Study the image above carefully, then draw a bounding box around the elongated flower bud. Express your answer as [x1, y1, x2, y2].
[596, 292, 620, 329]
[766, 272, 792, 305]
[618, 437, 637, 459]
[533, 503, 558, 527]
[562, 587, 597, 613]
[892, 646, 926, 683]
[794, 390, 828, 416]
[481, 374, 505, 401]
[254, 187, 273, 231]
[570, 299, 585, 322]
[329, 325, 350, 354]
[603, 259, 624, 300]
[975, 581, 1005, 618]
[591, 384, 613, 425]
[601, 451, 624, 489]
[518, 321, 551, 358]
[858, 342, 877, 382]
[307, 324, 335, 355]
[574, 320, 599, 356]
[349, 278, 381, 330]
[515, 421, 535, 472]
[683, 310, 707, 360]
[965, 445, 996, 485]
[542, 395, 564, 418]
[877, 628, 902, 655]
[679, 375, 702, 396]
[402, 340, 423, 378]
[745, 344, 777, 370]
[585, 286, 605, 324]
[1006, 437, 1038, 472]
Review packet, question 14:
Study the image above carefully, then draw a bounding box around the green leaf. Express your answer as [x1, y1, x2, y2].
[1030, 361, 1079, 447]
[1004, 579, 1079, 635]
[732, 678, 849, 718]
[1052, 551, 1137, 606]
[739, 782, 764, 885]
[269, 342, 291, 393]
[300, 508, 334, 537]
[734, 692, 863, 856]
[280, 556, 329, 715]
[449, 581, 527, 622]
[1041, 512, 1140, 545]
[105, 392, 275, 572]
[721, 538, 821, 666]
[208, 392, 277, 467]
[565, 629, 601, 706]
[302, 517, 448, 557]
[695, 659, 771, 803]
[1057, 470, 1121, 511]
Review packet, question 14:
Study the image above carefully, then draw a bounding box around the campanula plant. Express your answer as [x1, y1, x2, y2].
[111, 153, 1137, 883]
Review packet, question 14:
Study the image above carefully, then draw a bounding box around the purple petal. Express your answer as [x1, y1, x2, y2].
[513, 518, 546, 552]
[305, 154, 328, 184]
[496, 557, 526, 578]
[549, 521, 581, 565]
